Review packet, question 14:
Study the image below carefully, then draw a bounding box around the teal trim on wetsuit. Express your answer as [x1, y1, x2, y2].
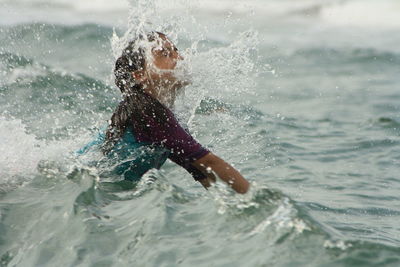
[77, 128, 170, 181]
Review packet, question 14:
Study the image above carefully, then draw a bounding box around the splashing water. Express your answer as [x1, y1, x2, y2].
[1, 0, 400, 266]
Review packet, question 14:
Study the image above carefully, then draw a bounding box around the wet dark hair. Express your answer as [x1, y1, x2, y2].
[102, 32, 170, 154]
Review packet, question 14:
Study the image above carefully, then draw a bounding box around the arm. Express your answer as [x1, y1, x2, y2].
[145, 108, 249, 193]
[192, 152, 250, 194]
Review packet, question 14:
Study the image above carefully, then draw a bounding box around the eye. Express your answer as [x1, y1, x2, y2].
[158, 48, 169, 57]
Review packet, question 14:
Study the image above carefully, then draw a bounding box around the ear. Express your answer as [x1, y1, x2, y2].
[132, 70, 147, 83]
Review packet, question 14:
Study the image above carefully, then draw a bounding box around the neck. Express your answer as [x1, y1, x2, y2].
[143, 83, 175, 109]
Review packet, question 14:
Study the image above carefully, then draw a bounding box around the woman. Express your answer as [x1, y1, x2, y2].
[88, 32, 249, 194]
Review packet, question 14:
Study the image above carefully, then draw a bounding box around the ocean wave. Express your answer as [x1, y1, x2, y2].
[2, 0, 128, 13]
[0, 118, 43, 179]
[2, 148, 400, 266]
[319, 0, 400, 29]
[0, 23, 115, 46]
[0, 51, 116, 139]
[3, 0, 399, 30]
[0, 117, 78, 189]
[289, 47, 400, 66]
[0, 51, 110, 90]
[0, 0, 128, 26]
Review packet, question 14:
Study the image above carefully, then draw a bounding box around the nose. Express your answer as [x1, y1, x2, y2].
[173, 48, 184, 61]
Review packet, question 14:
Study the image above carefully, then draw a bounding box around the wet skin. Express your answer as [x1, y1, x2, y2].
[132, 34, 250, 194]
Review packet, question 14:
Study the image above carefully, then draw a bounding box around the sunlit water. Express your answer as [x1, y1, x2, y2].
[1, 0, 400, 266]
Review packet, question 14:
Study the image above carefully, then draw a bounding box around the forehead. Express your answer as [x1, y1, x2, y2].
[152, 34, 175, 50]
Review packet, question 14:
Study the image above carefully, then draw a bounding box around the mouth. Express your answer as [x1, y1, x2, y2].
[173, 60, 192, 85]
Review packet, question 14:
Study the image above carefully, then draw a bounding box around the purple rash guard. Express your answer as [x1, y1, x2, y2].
[132, 107, 210, 180]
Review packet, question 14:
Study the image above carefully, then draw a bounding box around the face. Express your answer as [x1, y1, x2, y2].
[132, 34, 190, 106]
[136, 34, 189, 107]
[150, 35, 183, 70]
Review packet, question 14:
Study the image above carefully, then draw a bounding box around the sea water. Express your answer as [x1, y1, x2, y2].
[1, 0, 400, 266]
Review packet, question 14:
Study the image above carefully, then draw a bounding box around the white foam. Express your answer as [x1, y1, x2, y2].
[249, 197, 310, 236]
[0, 118, 41, 178]
[2, 0, 399, 31]
[0, 0, 129, 26]
[324, 239, 353, 250]
[0, 117, 79, 181]
[320, 0, 400, 29]
[0, 0, 330, 26]
[1, 0, 128, 13]
[0, 63, 46, 87]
